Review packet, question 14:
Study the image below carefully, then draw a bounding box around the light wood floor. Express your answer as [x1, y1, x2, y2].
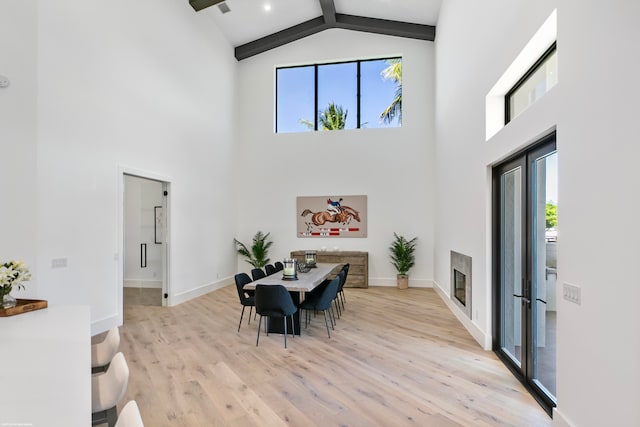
[118, 285, 551, 427]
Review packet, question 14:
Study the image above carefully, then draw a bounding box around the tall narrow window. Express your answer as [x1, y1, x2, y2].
[317, 62, 357, 130]
[276, 66, 315, 133]
[506, 43, 557, 124]
[360, 58, 402, 128]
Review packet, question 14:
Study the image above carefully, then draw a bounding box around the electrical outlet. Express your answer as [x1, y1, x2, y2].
[563, 282, 581, 305]
[52, 258, 68, 268]
[0, 75, 9, 88]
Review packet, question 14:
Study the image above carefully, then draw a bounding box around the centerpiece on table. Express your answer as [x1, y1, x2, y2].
[0, 260, 31, 309]
[304, 250, 317, 268]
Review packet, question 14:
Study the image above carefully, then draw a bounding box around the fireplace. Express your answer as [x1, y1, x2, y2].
[451, 251, 472, 319]
[454, 269, 466, 306]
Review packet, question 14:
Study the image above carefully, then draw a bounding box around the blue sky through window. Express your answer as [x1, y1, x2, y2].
[317, 62, 357, 129]
[276, 66, 314, 133]
[361, 59, 400, 129]
[276, 58, 401, 133]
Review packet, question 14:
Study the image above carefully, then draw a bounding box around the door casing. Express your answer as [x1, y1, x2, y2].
[118, 166, 172, 324]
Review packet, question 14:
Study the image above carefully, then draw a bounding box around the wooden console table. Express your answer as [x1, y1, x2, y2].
[290, 250, 368, 288]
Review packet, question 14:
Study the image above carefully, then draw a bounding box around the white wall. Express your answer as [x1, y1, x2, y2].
[7, 1, 639, 423]
[555, 1, 640, 425]
[0, 1, 38, 298]
[436, 1, 640, 426]
[124, 175, 163, 287]
[435, 0, 558, 346]
[235, 29, 435, 285]
[2, 0, 239, 332]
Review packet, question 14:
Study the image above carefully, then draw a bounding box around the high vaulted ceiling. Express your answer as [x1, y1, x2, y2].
[191, 0, 442, 60]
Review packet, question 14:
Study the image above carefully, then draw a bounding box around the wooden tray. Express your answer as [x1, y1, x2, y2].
[0, 299, 48, 317]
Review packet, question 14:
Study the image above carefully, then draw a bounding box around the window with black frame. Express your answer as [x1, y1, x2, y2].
[275, 57, 402, 133]
[505, 43, 557, 124]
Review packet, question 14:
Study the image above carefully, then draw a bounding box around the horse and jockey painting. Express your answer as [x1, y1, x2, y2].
[297, 195, 367, 237]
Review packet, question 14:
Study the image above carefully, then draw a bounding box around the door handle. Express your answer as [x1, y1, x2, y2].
[536, 298, 547, 304]
[513, 294, 531, 304]
[141, 243, 147, 268]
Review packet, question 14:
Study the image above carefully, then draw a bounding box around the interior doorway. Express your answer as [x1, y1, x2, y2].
[492, 132, 557, 415]
[121, 172, 170, 315]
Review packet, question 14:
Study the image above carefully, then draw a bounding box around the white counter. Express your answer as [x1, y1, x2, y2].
[0, 305, 91, 426]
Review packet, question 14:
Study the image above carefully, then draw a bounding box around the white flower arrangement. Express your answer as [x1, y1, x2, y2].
[0, 260, 31, 295]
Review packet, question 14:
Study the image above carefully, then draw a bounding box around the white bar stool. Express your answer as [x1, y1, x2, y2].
[92, 352, 129, 427]
[115, 400, 144, 427]
[92, 327, 120, 373]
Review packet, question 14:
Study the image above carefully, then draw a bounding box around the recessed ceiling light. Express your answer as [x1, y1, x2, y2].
[263, 3, 272, 12]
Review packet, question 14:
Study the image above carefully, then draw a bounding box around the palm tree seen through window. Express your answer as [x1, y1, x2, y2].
[276, 57, 402, 133]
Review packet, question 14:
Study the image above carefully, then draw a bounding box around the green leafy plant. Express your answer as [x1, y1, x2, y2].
[234, 231, 273, 268]
[389, 233, 417, 276]
[546, 203, 558, 228]
[300, 102, 348, 131]
[380, 58, 402, 125]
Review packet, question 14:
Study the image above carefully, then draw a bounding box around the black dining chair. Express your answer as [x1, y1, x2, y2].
[234, 273, 255, 332]
[299, 275, 341, 338]
[336, 263, 349, 313]
[254, 284, 298, 348]
[264, 264, 276, 276]
[274, 261, 284, 272]
[251, 268, 266, 281]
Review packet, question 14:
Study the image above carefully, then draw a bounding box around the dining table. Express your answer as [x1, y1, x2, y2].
[243, 262, 342, 335]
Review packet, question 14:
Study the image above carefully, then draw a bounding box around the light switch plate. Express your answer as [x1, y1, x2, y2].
[52, 258, 68, 268]
[563, 282, 581, 305]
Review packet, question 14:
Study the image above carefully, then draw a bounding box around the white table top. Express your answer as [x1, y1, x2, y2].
[244, 263, 341, 292]
[0, 305, 91, 426]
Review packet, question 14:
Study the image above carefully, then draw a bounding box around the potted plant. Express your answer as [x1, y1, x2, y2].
[0, 260, 31, 308]
[234, 231, 273, 268]
[389, 233, 417, 289]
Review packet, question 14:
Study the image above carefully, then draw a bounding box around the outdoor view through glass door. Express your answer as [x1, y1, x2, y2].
[493, 132, 557, 414]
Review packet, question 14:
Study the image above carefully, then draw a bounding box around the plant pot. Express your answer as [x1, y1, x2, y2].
[397, 274, 409, 290]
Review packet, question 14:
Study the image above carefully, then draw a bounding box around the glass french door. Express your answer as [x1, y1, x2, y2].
[493, 133, 557, 414]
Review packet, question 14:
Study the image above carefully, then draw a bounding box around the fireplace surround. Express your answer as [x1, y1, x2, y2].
[450, 251, 472, 319]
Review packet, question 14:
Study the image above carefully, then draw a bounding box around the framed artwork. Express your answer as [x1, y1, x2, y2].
[297, 195, 367, 237]
[154, 206, 163, 244]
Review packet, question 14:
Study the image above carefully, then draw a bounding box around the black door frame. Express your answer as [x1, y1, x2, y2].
[492, 131, 557, 416]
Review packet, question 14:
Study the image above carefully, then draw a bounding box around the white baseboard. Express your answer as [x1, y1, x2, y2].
[433, 280, 491, 350]
[124, 279, 162, 289]
[552, 408, 574, 427]
[368, 277, 433, 288]
[170, 276, 232, 306]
